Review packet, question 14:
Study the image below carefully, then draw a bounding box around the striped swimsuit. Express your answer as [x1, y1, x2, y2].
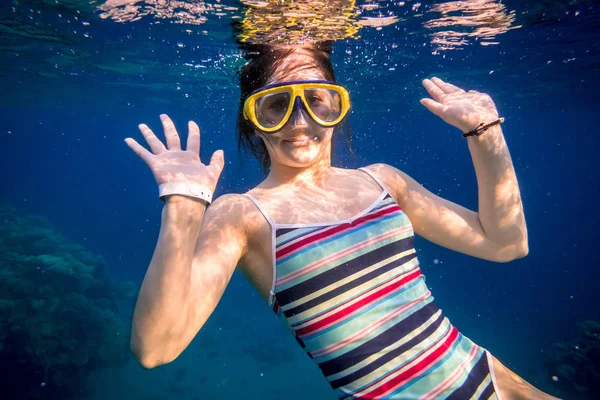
[243, 167, 501, 399]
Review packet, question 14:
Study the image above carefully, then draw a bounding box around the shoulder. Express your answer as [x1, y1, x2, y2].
[204, 193, 260, 227]
[363, 163, 409, 202]
[207, 193, 249, 212]
[206, 192, 269, 234]
[363, 163, 399, 179]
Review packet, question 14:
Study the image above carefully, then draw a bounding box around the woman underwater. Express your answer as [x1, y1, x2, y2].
[125, 43, 559, 399]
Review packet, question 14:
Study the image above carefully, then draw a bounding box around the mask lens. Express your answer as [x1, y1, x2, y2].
[255, 91, 291, 129]
[304, 88, 342, 123]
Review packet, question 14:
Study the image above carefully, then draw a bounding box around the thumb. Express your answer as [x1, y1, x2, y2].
[209, 149, 225, 173]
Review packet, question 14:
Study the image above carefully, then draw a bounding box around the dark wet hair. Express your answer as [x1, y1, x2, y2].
[235, 42, 354, 173]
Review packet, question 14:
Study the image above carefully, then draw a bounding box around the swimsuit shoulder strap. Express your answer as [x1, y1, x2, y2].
[358, 166, 392, 196]
[241, 193, 277, 228]
[243, 167, 389, 227]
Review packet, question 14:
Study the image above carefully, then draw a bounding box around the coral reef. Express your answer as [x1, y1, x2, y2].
[545, 320, 600, 400]
[0, 205, 135, 399]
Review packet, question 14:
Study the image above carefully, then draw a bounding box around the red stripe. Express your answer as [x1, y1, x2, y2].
[360, 327, 459, 398]
[294, 269, 421, 337]
[277, 205, 401, 259]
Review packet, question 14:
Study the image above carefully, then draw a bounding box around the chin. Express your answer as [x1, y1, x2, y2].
[262, 128, 333, 167]
[283, 152, 321, 168]
[279, 141, 323, 167]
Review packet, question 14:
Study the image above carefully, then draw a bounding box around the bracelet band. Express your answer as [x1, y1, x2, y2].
[158, 182, 213, 204]
[462, 117, 505, 138]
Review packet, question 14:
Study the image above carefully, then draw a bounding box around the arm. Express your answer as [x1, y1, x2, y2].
[369, 78, 528, 263]
[467, 123, 528, 260]
[370, 152, 527, 263]
[125, 115, 243, 368]
[130, 194, 248, 369]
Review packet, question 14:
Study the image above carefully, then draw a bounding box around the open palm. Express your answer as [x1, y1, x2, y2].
[420, 77, 500, 134]
[125, 114, 224, 191]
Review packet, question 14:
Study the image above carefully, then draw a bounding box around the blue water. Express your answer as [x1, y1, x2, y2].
[1, 0, 599, 399]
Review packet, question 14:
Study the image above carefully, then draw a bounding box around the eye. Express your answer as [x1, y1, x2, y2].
[268, 98, 288, 111]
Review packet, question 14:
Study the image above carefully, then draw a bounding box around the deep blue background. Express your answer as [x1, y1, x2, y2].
[1, 0, 599, 399]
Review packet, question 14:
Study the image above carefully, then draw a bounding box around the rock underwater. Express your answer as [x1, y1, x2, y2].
[0, 204, 135, 400]
[545, 319, 600, 400]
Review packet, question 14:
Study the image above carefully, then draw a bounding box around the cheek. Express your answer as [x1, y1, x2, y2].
[321, 128, 335, 140]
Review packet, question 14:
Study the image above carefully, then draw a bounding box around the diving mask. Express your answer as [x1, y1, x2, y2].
[243, 80, 351, 133]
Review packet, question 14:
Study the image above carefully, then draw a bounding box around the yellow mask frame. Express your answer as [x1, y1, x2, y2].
[243, 80, 351, 133]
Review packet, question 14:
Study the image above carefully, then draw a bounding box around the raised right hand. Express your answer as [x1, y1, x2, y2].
[125, 114, 225, 197]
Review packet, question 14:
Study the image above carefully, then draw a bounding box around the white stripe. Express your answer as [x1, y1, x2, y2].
[288, 257, 421, 327]
[282, 249, 416, 313]
[470, 374, 493, 400]
[345, 321, 454, 397]
[309, 288, 432, 358]
[422, 345, 480, 399]
[277, 203, 400, 253]
[277, 225, 413, 286]
[326, 310, 445, 382]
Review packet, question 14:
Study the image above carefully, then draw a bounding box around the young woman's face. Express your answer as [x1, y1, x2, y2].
[255, 51, 335, 169]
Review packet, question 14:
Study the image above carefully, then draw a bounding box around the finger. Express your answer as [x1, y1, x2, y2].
[431, 77, 464, 94]
[138, 123, 166, 154]
[187, 121, 200, 155]
[125, 137, 154, 165]
[420, 98, 448, 118]
[208, 149, 225, 176]
[160, 114, 181, 150]
[422, 79, 446, 102]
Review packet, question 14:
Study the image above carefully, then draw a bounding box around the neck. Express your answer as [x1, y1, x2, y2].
[265, 144, 334, 189]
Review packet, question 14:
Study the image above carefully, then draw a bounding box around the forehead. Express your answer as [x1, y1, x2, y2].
[268, 49, 327, 84]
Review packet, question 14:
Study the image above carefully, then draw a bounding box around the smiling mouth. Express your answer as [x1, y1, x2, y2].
[287, 138, 310, 143]
[285, 136, 318, 143]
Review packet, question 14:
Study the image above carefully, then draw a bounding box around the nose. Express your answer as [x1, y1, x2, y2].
[289, 96, 309, 126]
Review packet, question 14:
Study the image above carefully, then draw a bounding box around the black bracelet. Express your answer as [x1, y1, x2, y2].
[462, 117, 505, 138]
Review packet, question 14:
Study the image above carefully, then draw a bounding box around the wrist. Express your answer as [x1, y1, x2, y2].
[158, 182, 213, 204]
[462, 117, 504, 138]
[162, 196, 207, 224]
[466, 124, 505, 154]
[165, 194, 209, 206]
[163, 194, 208, 218]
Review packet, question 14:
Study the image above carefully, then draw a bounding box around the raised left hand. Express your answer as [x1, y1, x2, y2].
[420, 77, 500, 134]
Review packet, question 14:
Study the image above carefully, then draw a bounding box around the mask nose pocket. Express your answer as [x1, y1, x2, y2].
[292, 96, 303, 112]
[290, 96, 309, 124]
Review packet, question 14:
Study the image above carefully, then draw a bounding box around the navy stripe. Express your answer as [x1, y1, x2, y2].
[320, 302, 443, 386]
[277, 226, 325, 246]
[445, 352, 490, 400]
[285, 253, 418, 319]
[481, 380, 495, 399]
[276, 235, 416, 307]
[276, 227, 300, 236]
[264, 185, 497, 399]
[276, 209, 404, 266]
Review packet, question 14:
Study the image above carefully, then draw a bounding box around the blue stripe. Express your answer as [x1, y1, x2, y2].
[277, 211, 403, 264]
[340, 323, 453, 398]
[298, 277, 426, 340]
